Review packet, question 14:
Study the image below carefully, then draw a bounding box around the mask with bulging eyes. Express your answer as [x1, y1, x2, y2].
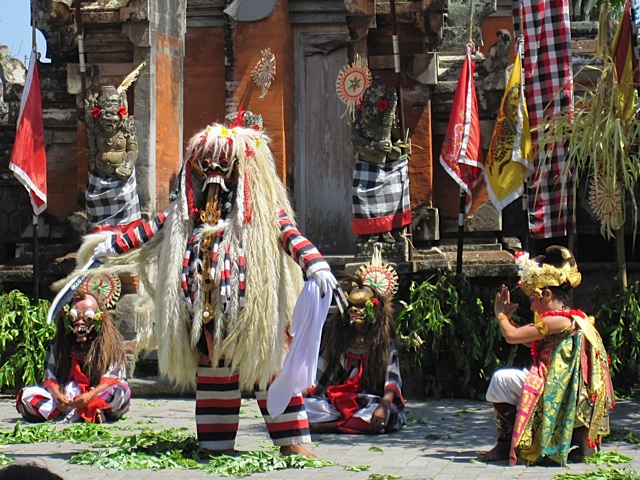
[63, 303, 103, 343]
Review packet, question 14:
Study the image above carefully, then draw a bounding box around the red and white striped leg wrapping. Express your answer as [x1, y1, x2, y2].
[255, 390, 311, 446]
[195, 365, 242, 451]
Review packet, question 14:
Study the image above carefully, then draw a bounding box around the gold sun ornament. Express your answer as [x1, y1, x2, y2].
[357, 244, 399, 297]
[81, 272, 122, 308]
[252, 48, 276, 99]
[335, 54, 372, 122]
[588, 175, 625, 237]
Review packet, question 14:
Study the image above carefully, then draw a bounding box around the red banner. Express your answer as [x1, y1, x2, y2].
[438, 44, 483, 214]
[9, 51, 47, 215]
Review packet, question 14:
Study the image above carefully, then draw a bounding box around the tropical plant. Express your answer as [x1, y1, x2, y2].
[397, 273, 640, 399]
[395, 271, 530, 399]
[592, 279, 640, 396]
[0, 290, 54, 391]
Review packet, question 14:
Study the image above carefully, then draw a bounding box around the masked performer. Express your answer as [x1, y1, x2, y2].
[477, 246, 614, 466]
[84, 111, 338, 456]
[303, 274, 405, 434]
[16, 289, 130, 423]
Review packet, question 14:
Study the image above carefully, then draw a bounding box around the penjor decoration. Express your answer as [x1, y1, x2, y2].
[336, 54, 372, 122]
[252, 48, 277, 99]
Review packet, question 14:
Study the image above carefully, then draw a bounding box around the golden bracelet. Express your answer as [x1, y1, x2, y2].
[497, 313, 512, 324]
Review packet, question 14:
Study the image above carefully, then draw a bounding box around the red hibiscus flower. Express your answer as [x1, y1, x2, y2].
[377, 98, 388, 113]
[91, 107, 101, 119]
[118, 106, 128, 117]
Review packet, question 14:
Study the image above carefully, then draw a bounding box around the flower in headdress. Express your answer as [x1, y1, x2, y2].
[514, 251, 542, 291]
[91, 107, 101, 119]
[118, 106, 127, 117]
[377, 98, 388, 113]
[245, 147, 255, 158]
[220, 126, 230, 137]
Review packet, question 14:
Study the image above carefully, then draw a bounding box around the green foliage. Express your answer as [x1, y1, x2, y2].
[0, 421, 119, 445]
[0, 453, 13, 466]
[592, 280, 640, 396]
[397, 272, 640, 399]
[0, 290, 54, 390]
[552, 466, 639, 480]
[202, 451, 334, 477]
[584, 451, 632, 466]
[68, 427, 335, 475]
[396, 272, 529, 398]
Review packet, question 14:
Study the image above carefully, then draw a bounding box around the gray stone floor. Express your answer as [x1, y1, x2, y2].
[1, 391, 639, 479]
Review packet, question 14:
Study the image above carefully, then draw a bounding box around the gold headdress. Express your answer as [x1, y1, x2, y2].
[515, 246, 582, 295]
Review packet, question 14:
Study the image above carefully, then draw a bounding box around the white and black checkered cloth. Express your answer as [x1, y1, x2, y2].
[86, 170, 141, 228]
[352, 158, 411, 235]
[514, 0, 575, 239]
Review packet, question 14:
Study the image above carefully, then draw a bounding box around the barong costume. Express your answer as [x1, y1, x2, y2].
[82, 118, 334, 450]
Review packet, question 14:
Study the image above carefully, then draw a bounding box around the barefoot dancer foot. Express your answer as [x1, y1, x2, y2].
[280, 444, 317, 458]
[476, 441, 510, 462]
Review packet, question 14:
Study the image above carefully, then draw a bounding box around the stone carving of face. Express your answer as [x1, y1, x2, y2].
[67, 295, 101, 343]
[95, 87, 126, 135]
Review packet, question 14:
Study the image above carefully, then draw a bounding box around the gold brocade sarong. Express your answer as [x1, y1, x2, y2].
[510, 316, 614, 466]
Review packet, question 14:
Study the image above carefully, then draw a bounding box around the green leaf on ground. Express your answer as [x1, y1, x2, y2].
[345, 464, 371, 471]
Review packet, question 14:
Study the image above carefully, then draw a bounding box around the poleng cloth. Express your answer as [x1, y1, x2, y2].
[514, 0, 575, 239]
[352, 157, 411, 235]
[86, 169, 141, 229]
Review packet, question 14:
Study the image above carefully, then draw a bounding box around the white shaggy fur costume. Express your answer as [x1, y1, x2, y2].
[72, 123, 331, 394]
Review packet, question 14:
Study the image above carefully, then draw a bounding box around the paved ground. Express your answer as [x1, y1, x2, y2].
[0, 387, 639, 480]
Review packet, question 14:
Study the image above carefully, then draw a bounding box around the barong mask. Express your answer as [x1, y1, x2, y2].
[515, 246, 582, 296]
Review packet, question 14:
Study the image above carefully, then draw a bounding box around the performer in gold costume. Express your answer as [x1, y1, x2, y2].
[477, 246, 614, 466]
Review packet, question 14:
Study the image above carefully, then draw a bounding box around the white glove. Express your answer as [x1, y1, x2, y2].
[93, 239, 116, 260]
[311, 269, 338, 297]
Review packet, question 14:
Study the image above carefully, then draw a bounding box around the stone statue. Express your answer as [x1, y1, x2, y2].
[85, 85, 137, 180]
[83, 62, 145, 232]
[351, 78, 411, 260]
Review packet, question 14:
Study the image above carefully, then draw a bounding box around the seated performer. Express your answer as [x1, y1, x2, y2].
[304, 274, 406, 434]
[16, 288, 130, 423]
[477, 246, 614, 466]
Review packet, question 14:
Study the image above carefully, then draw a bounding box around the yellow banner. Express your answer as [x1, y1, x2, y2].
[484, 44, 533, 212]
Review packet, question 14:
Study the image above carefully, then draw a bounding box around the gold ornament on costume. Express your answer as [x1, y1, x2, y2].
[81, 272, 121, 308]
[336, 54, 372, 122]
[252, 48, 276, 99]
[357, 244, 399, 297]
[514, 247, 582, 296]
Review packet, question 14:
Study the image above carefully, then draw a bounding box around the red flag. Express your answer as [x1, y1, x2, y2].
[9, 51, 47, 215]
[439, 43, 483, 213]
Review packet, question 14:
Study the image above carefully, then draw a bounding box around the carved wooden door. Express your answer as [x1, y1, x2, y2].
[293, 25, 354, 255]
